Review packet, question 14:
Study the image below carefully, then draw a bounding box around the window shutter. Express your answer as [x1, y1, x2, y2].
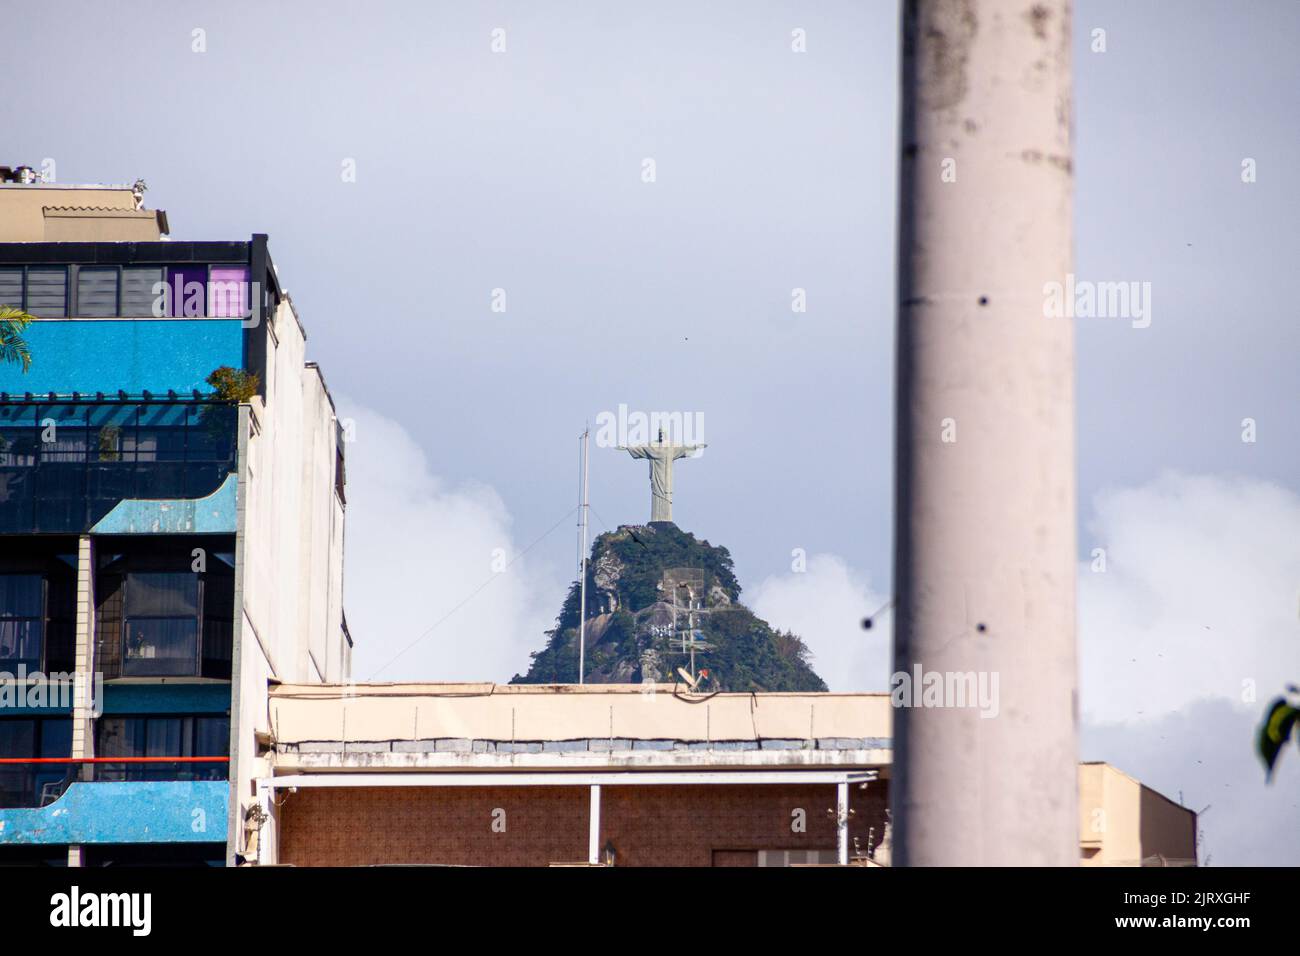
[25, 269, 67, 317]
[0, 269, 22, 309]
[121, 267, 163, 317]
[76, 268, 119, 317]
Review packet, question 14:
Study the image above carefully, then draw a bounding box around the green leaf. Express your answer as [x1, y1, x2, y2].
[0, 306, 35, 372]
[1257, 695, 1300, 781]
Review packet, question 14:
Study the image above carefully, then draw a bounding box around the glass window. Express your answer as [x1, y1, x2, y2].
[24, 269, 66, 317]
[36, 405, 89, 464]
[122, 572, 200, 677]
[96, 716, 228, 782]
[0, 401, 237, 533]
[96, 716, 140, 760]
[0, 574, 43, 670]
[88, 403, 135, 463]
[124, 572, 198, 617]
[0, 719, 35, 758]
[39, 719, 71, 758]
[145, 718, 183, 758]
[121, 619, 199, 675]
[195, 717, 229, 757]
[0, 718, 71, 809]
[75, 267, 118, 317]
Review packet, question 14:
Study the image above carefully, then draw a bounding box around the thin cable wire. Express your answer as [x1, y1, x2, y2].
[366, 504, 580, 680]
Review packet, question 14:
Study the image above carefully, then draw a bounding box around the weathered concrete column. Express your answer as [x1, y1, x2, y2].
[69, 534, 97, 868]
[891, 0, 1078, 865]
[71, 534, 96, 764]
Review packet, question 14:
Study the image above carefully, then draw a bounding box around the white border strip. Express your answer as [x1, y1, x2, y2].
[260, 770, 878, 789]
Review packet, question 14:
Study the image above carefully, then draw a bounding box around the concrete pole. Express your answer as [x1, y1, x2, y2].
[588, 784, 602, 864]
[836, 781, 850, 865]
[892, 0, 1079, 865]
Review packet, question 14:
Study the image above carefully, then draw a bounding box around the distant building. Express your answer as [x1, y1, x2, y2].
[0, 174, 349, 866]
[1078, 762, 1197, 867]
[248, 683, 1197, 867]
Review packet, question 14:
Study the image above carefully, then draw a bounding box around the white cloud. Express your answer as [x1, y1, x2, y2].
[1077, 472, 1300, 865]
[749, 553, 891, 692]
[338, 400, 562, 682]
[1079, 473, 1300, 724]
[747, 474, 1300, 864]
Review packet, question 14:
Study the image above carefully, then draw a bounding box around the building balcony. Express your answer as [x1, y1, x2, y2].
[0, 239, 279, 399]
[0, 399, 237, 534]
[0, 777, 228, 846]
[0, 701, 229, 847]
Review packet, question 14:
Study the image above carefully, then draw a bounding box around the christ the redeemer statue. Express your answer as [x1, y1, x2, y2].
[619, 428, 706, 523]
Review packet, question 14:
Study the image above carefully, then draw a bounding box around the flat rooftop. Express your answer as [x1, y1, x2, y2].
[270, 682, 892, 745]
[266, 683, 894, 773]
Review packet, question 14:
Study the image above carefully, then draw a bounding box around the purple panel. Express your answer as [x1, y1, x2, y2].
[207, 267, 249, 318]
[166, 267, 207, 317]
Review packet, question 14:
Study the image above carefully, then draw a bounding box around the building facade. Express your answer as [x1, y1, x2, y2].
[250, 683, 1197, 867]
[0, 177, 349, 866]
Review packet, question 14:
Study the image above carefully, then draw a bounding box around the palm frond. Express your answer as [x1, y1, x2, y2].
[0, 307, 35, 373]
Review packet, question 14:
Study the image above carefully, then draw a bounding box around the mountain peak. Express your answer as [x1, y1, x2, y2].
[511, 524, 827, 691]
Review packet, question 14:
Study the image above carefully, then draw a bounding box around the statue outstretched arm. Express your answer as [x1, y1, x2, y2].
[673, 443, 707, 460]
[620, 445, 650, 460]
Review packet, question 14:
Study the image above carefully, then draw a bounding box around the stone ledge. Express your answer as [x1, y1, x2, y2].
[288, 737, 893, 755]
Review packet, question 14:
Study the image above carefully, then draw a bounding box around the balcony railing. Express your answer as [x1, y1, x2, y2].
[0, 399, 237, 533]
[0, 756, 229, 809]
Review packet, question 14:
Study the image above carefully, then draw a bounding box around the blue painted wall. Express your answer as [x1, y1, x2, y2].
[0, 319, 243, 395]
[91, 473, 238, 534]
[101, 682, 231, 715]
[0, 780, 228, 844]
[0, 682, 229, 716]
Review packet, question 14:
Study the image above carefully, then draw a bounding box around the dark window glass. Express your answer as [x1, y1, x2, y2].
[130, 428, 187, 462]
[125, 572, 198, 617]
[37, 406, 89, 464]
[96, 716, 228, 782]
[25, 269, 66, 317]
[120, 267, 163, 316]
[0, 720, 35, 758]
[94, 543, 232, 679]
[0, 405, 39, 467]
[39, 720, 71, 758]
[201, 561, 234, 680]
[0, 574, 43, 670]
[0, 574, 42, 616]
[0, 620, 42, 670]
[0, 718, 72, 809]
[96, 716, 139, 760]
[122, 572, 199, 676]
[75, 267, 118, 317]
[0, 402, 237, 533]
[195, 717, 229, 757]
[122, 619, 199, 676]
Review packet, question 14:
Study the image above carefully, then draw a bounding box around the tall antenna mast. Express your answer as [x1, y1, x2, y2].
[577, 425, 590, 684]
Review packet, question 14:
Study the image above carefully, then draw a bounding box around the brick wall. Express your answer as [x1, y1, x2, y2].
[278, 780, 889, 867]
